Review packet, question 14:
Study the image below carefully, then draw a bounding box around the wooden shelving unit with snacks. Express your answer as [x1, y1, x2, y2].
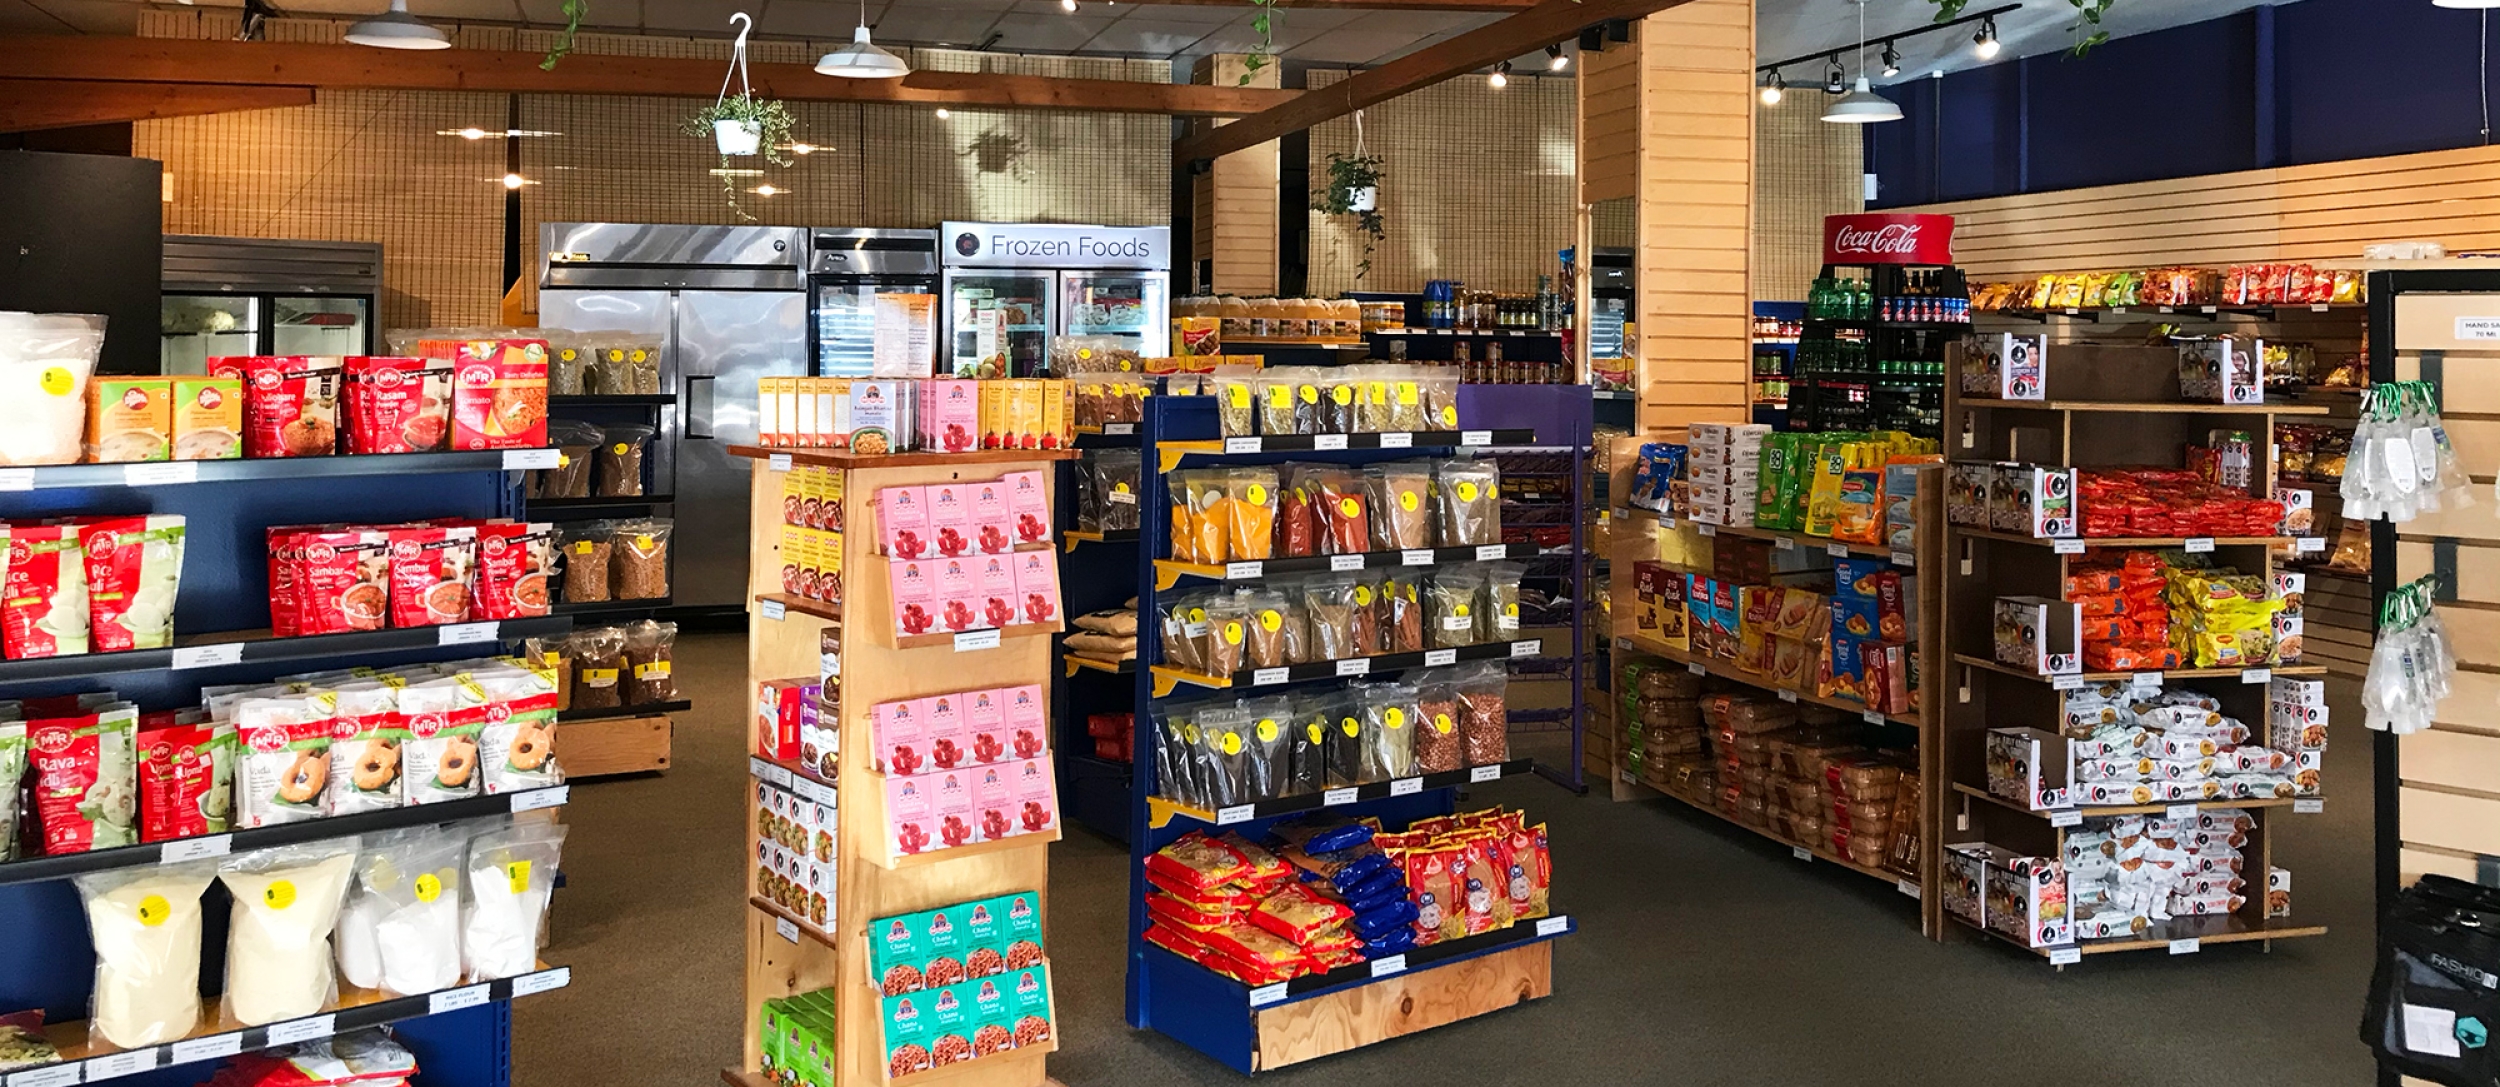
[730, 444, 1076, 1087]
[1941, 343, 2331, 966]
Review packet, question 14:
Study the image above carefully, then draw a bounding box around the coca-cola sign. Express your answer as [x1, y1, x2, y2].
[1823, 213, 1955, 266]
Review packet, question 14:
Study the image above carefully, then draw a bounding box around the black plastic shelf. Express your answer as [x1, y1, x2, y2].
[1160, 638, 1542, 691]
[1158, 542, 1538, 582]
[526, 495, 675, 512]
[0, 784, 569, 889]
[0, 615, 572, 686]
[558, 699, 690, 723]
[552, 598, 671, 617]
[0, 450, 555, 491]
[548, 394, 675, 407]
[1157, 758, 1534, 827]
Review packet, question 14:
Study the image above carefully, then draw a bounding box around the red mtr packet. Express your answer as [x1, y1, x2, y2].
[471, 522, 556, 620]
[295, 530, 392, 634]
[4, 524, 90, 659]
[81, 515, 186, 653]
[386, 526, 478, 628]
[441, 339, 550, 451]
[343, 356, 454, 453]
[137, 714, 234, 841]
[227, 356, 344, 458]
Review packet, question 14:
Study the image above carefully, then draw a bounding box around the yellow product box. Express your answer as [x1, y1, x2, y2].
[1007, 380, 1045, 450]
[814, 379, 840, 448]
[793, 377, 820, 447]
[1041, 378, 1068, 450]
[821, 466, 845, 534]
[818, 526, 844, 604]
[85, 376, 173, 463]
[758, 377, 792, 447]
[169, 376, 243, 461]
[779, 523, 806, 596]
[980, 380, 1011, 450]
[780, 470, 806, 527]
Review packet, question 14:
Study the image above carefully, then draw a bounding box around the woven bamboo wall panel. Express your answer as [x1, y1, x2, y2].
[1305, 68, 1578, 296]
[1754, 96, 1862, 303]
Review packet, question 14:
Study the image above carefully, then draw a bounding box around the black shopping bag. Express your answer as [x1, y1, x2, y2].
[2365, 875, 2500, 1086]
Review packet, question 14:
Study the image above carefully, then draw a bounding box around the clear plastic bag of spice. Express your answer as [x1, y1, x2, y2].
[1412, 668, 1464, 775]
[1433, 458, 1502, 546]
[1381, 571, 1426, 653]
[1257, 368, 1304, 436]
[1211, 364, 1259, 438]
[1093, 449, 1141, 533]
[596, 425, 656, 498]
[1367, 463, 1435, 550]
[1303, 574, 1362, 661]
[610, 519, 672, 601]
[1426, 566, 1487, 649]
[623, 619, 678, 705]
[1236, 695, 1293, 802]
[1158, 591, 1208, 672]
[1287, 690, 1333, 795]
[1485, 561, 1527, 643]
[560, 523, 613, 604]
[1151, 704, 1199, 808]
[533, 420, 603, 500]
[1239, 588, 1293, 670]
[1455, 660, 1509, 766]
[1357, 681, 1419, 781]
[569, 625, 628, 711]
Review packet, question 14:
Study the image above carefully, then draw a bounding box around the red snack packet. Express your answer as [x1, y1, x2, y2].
[441, 339, 550, 451]
[3, 523, 88, 660]
[225, 356, 343, 458]
[343, 355, 454, 454]
[30, 706, 137, 855]
[81, 515, 186, 653]
[1145, 832, 1252, 894]
[386, 526, 478, 628]
[471, 522, 556, 620]
[293, 530, 391, 634]
[1249, 882, 1355, 946]
[138, 714, 229, 842]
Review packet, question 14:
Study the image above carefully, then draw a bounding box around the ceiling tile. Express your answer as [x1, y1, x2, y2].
[870, 3, 1003, 45]
[1100, 2, 1242, 25]
[985, 10, 1116, 52]
[1079, 16, 1220, 56]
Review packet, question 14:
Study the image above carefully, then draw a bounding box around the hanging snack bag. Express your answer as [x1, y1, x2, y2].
[1434, 459, 1503, 546]
[32, 703, 141, 852]
[324, 682, 404, 816]
[396, 677, 483, 805]
[218, 841, 356, 1026]
[233, 355, 343, 458]
[75, 860, 217, 1049]
[81, 514, 186, 652]
[137, 715, 233, 842]
[233, 693, 336, 829]
[5, 523, 91, 658]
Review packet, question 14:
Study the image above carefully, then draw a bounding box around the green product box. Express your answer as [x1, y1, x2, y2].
[882, 987, 937, 1076]
[870, 890, 1046, 995]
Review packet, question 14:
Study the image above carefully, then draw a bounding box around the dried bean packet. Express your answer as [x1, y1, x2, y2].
[1385, 368, 1430, 432]
[1225, 467, 1279, 562]
[1319, 375, 1360, 435]
[1258, 369, 1302, 436]
[560, 523, 612, 604]
[1413, 670, 1464, 775]
[1212, 365, 1259, 438]
[595, 425, 656, 498]
[1485, 561, 1527, 642]
[1426, 567, 1488, 649]
[1433, 458, 1502, 546]
[1367, 464, 1435, 550]
[569, 625, 627, 711]
[1312, 469, 1372, 556]
[1358, 682, 1419, 782]
[1201, 595, 1250, 677]
[1303, 574, 1361, 661]
[1457, 661, 1509, 766]
[1194, 704, 1250, 809]
[1236, 696, 1294, 802]
[1240, 589, 1293, 670]
[611, 519, 672, 600]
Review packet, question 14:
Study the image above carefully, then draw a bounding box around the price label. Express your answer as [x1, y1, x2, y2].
[1511, 639, 1540, 658]
[2241, 668, 2272, 684]
[1224, 437, 1262, 454]
[1619, 769, 1635, 784]
[2134, 672, 2164, 687]
[2048, 947, 2084, 966]
[1774, 536, 1796, 552]
[1535, 915, 1570, 937]
[161, 835, 232, 863]
[760, 600, 787, 622]
[751, 758, 792, 788]
[2294, 798, 2325, 814]
[1477, 544, 1510, 562]
[1892, 550, 1916, 567]
[510, 785, 570, 813]
[1226, 561, 1264, 579]
[0, 468, 32, 492]
[1657, 514, 1677, 528]
[438, 621, 499, 646]
[792, 778, 833, 805]
[767, 453, 793, 473]
[10, 1064, 80, 1087]
[1336, 659, 1371, 677]
[170, 1034, 244, 1066]
[512, 967, 572, 996]
[124, 461, 198, 486]
[1210, 804, 1260, 826]
[1424, 649, 1457, 667]
[1460, 431, 1493, 447]
[2165, 803, 2200, 822]
[2049, 810, 2084, 828]
[1828, 543, 1851, 559]
[1402, 550, 1434, 566]
[1863, 711, 1886, 725]
[1249, 982, 1290, 1007]
[2052, 675, 2085, 691]
[1471, 765, 1503, 783]
[2312, 304, 2332, 313]
[1370, 954, 1409, 977]
[429, 985, 491, 1014]
[954, 629, 1002, 653]
[1330, 554, 1365, 572]
[2297, 537, 2326, 553]
[171, 643, 243, 671]
[503, 448, 561, 470]
[1777, 689, 1798, 704]
[1323, 787, 1360, 807]
[2169, 938, 2202, 956]
[1389, 777, 1422, 797]
[1251, 667, 1290, 686]
[1897, 880, 1921, 900]
[1378, 433, 1413, 449]
[1791, 846, 1813, 863]
[2053, 540, 2086, 555]
[1687, 661, 1707, 676]
[776, 915, 801, 943]
[267, 1015, 336, 1046]
[2184, 538, 2216, 554]
[85, 1049, 158, 1080]
[1696, 524, 1717, 538]
[1313, 435, 1349, 451]
[1103, 423, 1135, 436]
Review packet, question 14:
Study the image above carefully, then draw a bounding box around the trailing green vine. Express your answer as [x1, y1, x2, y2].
[681, 93, 796, 222]
[1239, 0, 1280, 85]
[540, 0, 586, 69]
[1924, 0, 2120, 58]
[1311, 150, 1384, 281]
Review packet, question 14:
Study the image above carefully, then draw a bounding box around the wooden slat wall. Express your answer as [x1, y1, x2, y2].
[2388, 292, 2500, 888]
[1578, 35, 1639, 206]
[1189, 54, 1280, 296]
[1894, 144, 2500, 279]
[1633, 0, 1753, 435]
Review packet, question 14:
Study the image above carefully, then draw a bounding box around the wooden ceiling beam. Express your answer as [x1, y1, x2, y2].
[1173, 0, 1694, 163]
[0, 36, 1300, 117]
[1126, 0, 1534, 8]
[0, 79, 313, 132]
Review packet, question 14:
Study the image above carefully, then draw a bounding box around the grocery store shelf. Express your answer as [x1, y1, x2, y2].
[1142, 911, 1576, 1010]
[1148, 638, 1543, 695]
[1062, 529, 1139, 553]
[1146, 759, 1534, 829]
[1986, 303, 2357, 322]
[1957, 398, 2328, 416]
[728, 444, 1080, 469]
[526, 494, 675, 511]
[1652, 515, 1907, 562]
[548, 394, 675, 407]
[1064, 654, 1135, 678]
[1957, 911, 2327, 961]
[552, 598, 669, 617]
[748, 896, 835, 949]
[754, 593, 841, 623]
[1654, 782, 1913, 888]
[1953, 782, 2303, 820]
[1950, 527, 2294, 548]
[1153, 543, 1539, 588]
[747, 755, 836, 794]
[0, 784, 569, 889]
[1156, 429, 1535, 469]
[0, 615, 573, 686]
[873, 826, 1060, 871]
[0, 449, 556, 491]
[1950, 652, 2327, 686]
[558, 699, 690, 723]
[1366, 328, 1562, 338]
[1617, 634, 1920, 729]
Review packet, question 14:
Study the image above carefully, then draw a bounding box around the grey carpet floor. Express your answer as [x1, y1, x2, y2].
[516, 631, 2381, 1086]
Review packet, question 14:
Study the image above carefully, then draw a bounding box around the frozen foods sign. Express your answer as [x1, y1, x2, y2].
[941, 222, 1168, 270]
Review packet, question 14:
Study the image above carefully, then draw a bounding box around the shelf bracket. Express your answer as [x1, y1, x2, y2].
[1157, 447, 1189, 474]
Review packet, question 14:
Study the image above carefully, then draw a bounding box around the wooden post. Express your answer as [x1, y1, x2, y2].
[1629, 0, 1754, 436]
[1187, 55, 1281, 297]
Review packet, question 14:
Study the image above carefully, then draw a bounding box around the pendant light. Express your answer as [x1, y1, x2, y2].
[345, 0, 450, 50]
[2433, 1, 2500, 8]
[816, 0, 910, 79]
[1823, 0, 1901, 124]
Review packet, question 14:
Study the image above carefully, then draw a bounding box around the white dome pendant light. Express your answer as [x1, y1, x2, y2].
[816, 0, 910, 79]
[345, 0, 450, 49]
[1823, 0, 1902, 124]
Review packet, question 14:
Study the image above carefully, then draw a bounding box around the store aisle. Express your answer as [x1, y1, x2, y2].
[521, 634, 2379, 1087]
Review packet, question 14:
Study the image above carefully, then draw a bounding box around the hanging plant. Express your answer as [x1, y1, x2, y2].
[1239, 0, 1280, 85]
[679, 13, 795, 221]
[540, 0, 587, 69]
[1312, 146, 1384, 282]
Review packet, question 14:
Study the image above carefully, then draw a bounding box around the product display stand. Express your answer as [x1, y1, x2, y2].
[1942, 345, 2331, 966]
[534, 392, 681, 778]
[1055, 425, 1144, 844]
[730, 444, 1075, 1087]
[0, 451, 576, 1087]
[1791, 262, 1966, 437]
[1121, 394, 1576, 1075]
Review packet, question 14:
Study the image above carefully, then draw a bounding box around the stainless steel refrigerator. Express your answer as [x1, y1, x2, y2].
[160, 236, 381, 374]
[538, 223, 807, 613]
[809, 228, 940, 376]
[937, 222, 1170, 376]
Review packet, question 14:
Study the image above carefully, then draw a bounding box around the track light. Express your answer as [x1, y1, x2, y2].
[1824, 55, 1846, 94]
[1974, 16, 2001, 59]
[501, 173, 528, 189]
[1546, 44, 1569, 71]
[1880, 42, 1902, 78]
[1488, 61, 1510, 89]
[1060, 0, 1075, 9]
[754, 184, 781, 197]
[1759, 69, 1785, 106]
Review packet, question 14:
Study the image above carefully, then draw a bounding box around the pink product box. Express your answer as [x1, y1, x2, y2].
[883, 755, 1060, 859]
[1004, 683, 1047, 761]
[976, 553, 1021, 632]
[935, 556, 980, 633]
[928, 380, 980, 454]
[964, 687, 1009, 765]
[892, 558, 939, 638]
[880, 486, 929, 558]
[1013, 550, 1060, 626]
[874, 698, 930, 775]
[923, 692, 968, 770]
[971, 479, 1014, 555]
[928, 483, 974, 558]
[1004, 470, 1050, 546]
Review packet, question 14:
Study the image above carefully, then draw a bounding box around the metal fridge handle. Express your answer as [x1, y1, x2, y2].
[685, 375, 716, 439]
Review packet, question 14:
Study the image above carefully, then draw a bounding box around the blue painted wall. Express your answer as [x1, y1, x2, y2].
[1867, 0, 2500, 207]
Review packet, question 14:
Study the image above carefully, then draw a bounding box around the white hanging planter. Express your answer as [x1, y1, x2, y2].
[1348, 186, 1378, 212]
[715, 119, 763, 156]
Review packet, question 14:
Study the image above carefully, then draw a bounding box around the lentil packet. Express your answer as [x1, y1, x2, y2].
[1432, 458, 1502, 546]
[1412, 669, 1464, 775]
[1485, 561, 1527, 642]
[1367, 463, 1435, 550]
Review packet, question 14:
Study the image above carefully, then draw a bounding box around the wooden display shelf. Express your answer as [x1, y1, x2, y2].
[1152, 542, 1539, 588]
[1956, 398, 2330, 416]
[1655, 782, 1915, 888]
[1952, 782, 2304, 820]
[558, 699, 690, 723]
[757, 593, 843, 623]
[1617, 634, 1921, 728]
[1951, 527, 2294, 549]
[730, 444, 1081, 469]
[1650, 515, 1908, 562]
[1956, 911, 2327, 960]
[559, 712, 675, 778]
[1148, 638, 1542, 696]
[750, 754, 838, 792]
[890, 622, 1064, 652]
[749, 895, 836, 949]
[1951, 652, 2327, 685]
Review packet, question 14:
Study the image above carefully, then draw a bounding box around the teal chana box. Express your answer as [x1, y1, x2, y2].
[881, 988, 938, 1076]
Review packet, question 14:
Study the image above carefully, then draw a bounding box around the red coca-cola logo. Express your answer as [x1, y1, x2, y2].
[247, 729, 290, 753]
[407, 713, 446, 737]
[305, 543, 338, 563]
[31, 729, 72, 755]
[1833, 224, 1923, 255]
[1822, 213, 1955, 266]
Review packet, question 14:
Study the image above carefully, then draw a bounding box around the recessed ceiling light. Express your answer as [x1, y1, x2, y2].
[754, 184, 781, 197]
